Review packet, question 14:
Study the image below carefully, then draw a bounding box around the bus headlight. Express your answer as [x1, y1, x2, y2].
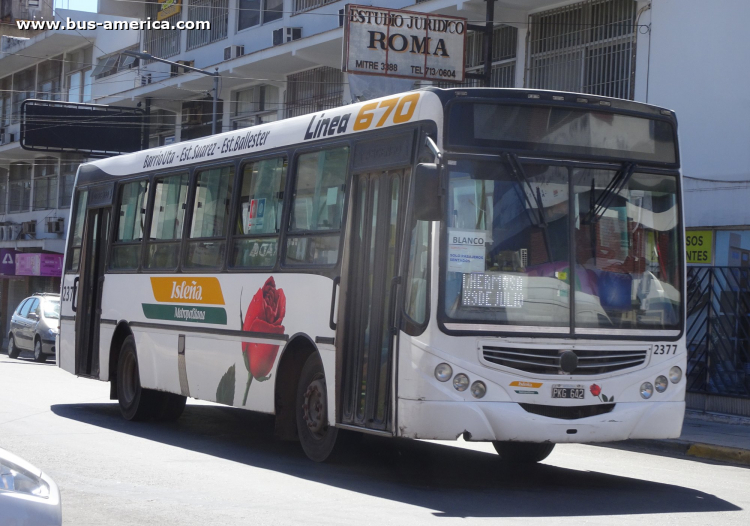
[453, 374, 469, 392]
[470, 381, 486, 399]
[640, 382, 654, 399]
[669, 366, 682, 384]
[655, 375, 668, 393]
[434, 363, 453, 382]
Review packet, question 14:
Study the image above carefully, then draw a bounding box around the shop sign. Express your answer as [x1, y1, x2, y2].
[343, 5, 467, 82]
[0, 248, 16, 275]
[15, 254, 63, 277]
[686, 230, 713, 265]
[157, 0, 181, 21]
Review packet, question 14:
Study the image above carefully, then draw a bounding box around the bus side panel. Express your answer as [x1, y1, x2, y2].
[134, 330, 183, 395]
[58, 273, 79, 375]
[98, 324, 115, 381]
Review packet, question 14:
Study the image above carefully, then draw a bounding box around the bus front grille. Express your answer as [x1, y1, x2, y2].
[519, 403, 615, 420]
[482, 346, 648, 375]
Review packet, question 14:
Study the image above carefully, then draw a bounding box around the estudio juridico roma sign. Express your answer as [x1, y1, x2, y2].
[343, 5, 467, 83]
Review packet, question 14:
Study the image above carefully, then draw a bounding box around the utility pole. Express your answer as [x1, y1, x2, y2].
[465, 0, 496, 87]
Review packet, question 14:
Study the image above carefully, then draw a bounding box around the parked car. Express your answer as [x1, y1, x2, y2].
[0, 447, 62, 526]
[8, 293, 60, 362]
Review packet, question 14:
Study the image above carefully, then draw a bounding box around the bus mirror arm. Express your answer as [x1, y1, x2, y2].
[329, 276, 340, 331]
[425, 136, 442, 163]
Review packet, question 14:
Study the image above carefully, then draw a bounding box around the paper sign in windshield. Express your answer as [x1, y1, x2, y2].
[448, 229, 486, 272]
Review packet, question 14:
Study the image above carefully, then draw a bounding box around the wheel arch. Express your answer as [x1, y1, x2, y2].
[273, 332, 319, 441]
[108, 321, 133, 400]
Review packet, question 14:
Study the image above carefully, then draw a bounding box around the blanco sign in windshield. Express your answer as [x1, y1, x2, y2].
[343, 5, 466, 82]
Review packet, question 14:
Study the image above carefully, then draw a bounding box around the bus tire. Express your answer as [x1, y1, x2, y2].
[117, 336, 157, 421]
[296, 353, 339, 462]
[492, 442, 555, 463]
[7, 335, 20, 359]
[154, 392, 187, 422]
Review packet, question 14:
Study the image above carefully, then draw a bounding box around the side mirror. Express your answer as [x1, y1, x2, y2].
[413, 163, 442, 221]
[28, 312, 38, 321]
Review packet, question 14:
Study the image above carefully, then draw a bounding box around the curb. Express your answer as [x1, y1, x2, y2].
[603, 439, 750, 467]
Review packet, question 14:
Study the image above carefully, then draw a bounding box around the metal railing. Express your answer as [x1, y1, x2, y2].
[293, 0, 337, 15]
[187, 0, 229, 51]
[285, 67, 344, 118]
[142, 2, 181, 59]
[438, 25, 517, 88]
[526, 0, 637, 100]
[687, 267, 750, 399]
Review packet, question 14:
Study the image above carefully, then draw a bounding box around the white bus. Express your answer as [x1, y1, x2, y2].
[58, 88, 685, 462]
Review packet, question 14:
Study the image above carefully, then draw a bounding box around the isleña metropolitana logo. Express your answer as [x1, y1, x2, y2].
[142, 277, 228, 324]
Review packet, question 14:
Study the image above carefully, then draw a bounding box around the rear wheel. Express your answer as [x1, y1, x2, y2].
[33, 338, 46, 363]
[296, 353, 339, 462]
[7, 335, 20, 359]
[117, 336, 158, 421]
[492, 442, 555, 464]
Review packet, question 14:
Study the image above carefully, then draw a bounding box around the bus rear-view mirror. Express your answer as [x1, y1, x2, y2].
[414, 163, 441, 221]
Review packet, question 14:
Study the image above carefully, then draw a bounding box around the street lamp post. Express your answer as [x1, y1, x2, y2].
[123, 50, 221, 135]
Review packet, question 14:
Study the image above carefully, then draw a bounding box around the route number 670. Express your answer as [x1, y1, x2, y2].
[652, 344, 677, 355]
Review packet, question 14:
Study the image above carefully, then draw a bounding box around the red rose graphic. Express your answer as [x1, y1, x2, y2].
[590, 384, 602, 397]
[241, 277, 286, 405]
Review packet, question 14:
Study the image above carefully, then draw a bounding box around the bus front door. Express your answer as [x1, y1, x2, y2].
[74, 206, 110, 378]
[341, 169, 407, 432]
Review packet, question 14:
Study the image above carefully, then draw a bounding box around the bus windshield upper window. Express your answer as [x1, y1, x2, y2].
[111, 180, 149, 270]
[146, 173, 188, 270]
[232, 157, 287, 269]
[185, 165, 234, 269]
[286, 147, 349, 266]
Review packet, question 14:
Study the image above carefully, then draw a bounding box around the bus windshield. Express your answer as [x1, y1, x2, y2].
[442, 158, 681, 332]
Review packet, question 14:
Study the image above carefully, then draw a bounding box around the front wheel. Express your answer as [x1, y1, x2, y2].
[33, 339, 46, 363]
[117, 336, 158, 421]
[492, 442, 555, 464]
[7, 335, 20, 359]
[296, 353, 339, 462]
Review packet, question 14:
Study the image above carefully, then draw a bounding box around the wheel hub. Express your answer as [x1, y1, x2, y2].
[302, 378, 327, 435]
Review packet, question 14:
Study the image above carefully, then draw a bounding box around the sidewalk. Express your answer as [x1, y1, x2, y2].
[611, 410, 750, 466]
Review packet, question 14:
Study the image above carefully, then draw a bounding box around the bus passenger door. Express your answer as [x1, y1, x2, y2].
[73, 206, 110, 378]
[341, 170, 407, 432]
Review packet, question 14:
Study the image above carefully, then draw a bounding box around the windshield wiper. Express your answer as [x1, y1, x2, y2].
[584, 162, 637, 224]
[503, 152, 552, 262]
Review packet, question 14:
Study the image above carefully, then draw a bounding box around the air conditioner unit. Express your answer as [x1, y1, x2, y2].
[21, 221, 36, 236]
[140, 74, 152, 86]
[272, 27, 301, 47]
[223, 45, 244, 61]
[45, 218, 64, 234]
[171, 60, 195, 77]
[339, 8, 345, 28]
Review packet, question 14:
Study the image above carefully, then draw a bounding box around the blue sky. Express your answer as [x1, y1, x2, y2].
[55, 0, 98, 12]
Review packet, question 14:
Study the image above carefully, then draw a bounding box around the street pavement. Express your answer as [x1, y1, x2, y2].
[1, 350, 749, 526]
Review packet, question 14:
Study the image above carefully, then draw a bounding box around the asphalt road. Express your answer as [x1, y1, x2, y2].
[1, 351, 748, 526]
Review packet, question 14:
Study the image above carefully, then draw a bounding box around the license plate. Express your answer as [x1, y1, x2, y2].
[551, 385, 585, 399]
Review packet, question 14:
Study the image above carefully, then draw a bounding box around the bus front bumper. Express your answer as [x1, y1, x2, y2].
[397, 399, 685, 443]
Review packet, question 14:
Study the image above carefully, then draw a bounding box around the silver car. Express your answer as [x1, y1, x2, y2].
[7, 294, 60, 362]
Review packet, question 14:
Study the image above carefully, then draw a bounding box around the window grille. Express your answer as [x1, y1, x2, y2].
[187, 0, 229, 51]
[285, 67, 344, 118]
[142, 2, 181, 59]
[438, 25, 517, 88]
[9, 162, 31, 213]
[527, 0, 637, 100]
[233, 85, 280, 129]
[12, 67, 35, 124]
[36, 59, 62, 101]
[33, 157, 59, 211]
[0, 167, 7, 215]
[0, 76, 11, 128]
[293, 0, 336, 15]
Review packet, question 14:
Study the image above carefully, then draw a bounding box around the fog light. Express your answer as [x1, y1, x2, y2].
[470, 381, 486, 399]
[669, 366, 682, 384]
[434, 363, 452, 382]
[655, 375, 668, 393]
[640, 382, 654, 399]
[453, 374, 469, 391]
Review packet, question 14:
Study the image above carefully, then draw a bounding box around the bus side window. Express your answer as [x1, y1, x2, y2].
[146, 173, 189, 270]
[231, 157, 287, 269]
[110, 180, 149, 270]
[184, 165, 234, 270]
[66, 189, 89, 272]
[404, 219, 430, 328]
[285, 147, 349, 266]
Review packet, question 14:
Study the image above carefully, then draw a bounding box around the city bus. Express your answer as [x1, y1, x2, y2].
[58, 87, 686, 462]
